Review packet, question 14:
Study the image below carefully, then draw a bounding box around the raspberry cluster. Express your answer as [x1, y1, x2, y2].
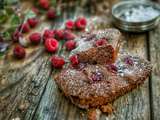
[11, 0, 88, 69]
[65, 17, 87, 30]
[12, 16, 39, 59]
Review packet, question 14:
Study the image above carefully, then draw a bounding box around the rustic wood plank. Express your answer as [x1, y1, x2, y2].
[149, 23, 160, 120]
[0, 0, 152, 120]
[0, 53, 51, 120]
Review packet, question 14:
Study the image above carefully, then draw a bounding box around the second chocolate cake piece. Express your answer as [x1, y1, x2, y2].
[54, 55, 152, 110]
[71, 29, 122, 64]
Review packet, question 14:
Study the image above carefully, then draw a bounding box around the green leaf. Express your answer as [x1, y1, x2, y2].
[2, 32, 10, 41]
[10, 14, 20, 26]
[4, 0, 18, 5]
[0, 52, 4, 58]
[7, 26, 17, 34]
[24, 10, 36, 22]
[5, 7, 15, 15]
[0, 10, 8, 23]
[51, 0, 56, 6]
[56, 7, 61, 16]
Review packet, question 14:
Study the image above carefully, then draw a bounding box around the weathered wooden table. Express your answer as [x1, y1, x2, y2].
[0, 0, 160, 120]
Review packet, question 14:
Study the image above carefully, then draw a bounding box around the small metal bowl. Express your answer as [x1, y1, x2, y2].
[112, 1, 160, 32]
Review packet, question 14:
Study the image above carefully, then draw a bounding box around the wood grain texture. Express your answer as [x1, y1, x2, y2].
[0, 0, 153, 120]
[149, 23, 160, 120]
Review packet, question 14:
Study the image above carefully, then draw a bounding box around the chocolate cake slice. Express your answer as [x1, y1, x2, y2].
[54, 55, 152, 110]
[71, 29, 122, 64]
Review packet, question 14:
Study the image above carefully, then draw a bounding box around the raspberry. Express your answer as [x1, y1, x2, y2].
[43, 29, 55, 40]
[39, 0, 49, 10]
[95, 39, 107, 47]
[19, 23, 30, 33]
[106, 64, 118, 73]
[70, 55, 79, 66]
[91, 71, 103, 82]
[63, 31, 76, 40]
[124, 57, 134, 66]
[47, 8, 56, 19]
[65, 40, 76, 51]
[29, 33, 41, 45]
[65, 20, 74, 30]
[45, 38, 59, 52]
[12, 30, 22, 42]
[75, 17, 87, 30]
[54, 29, 64, 40]
[51, 56, 65, 68]
[13, 45, 26, 59]
[27, 17, 39, 28]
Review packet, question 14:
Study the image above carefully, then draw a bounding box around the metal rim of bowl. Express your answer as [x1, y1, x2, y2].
[112, 1, 160, 32]
[113, 17, 160, 32]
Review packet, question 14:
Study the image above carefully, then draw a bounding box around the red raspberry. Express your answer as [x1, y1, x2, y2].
[65, 20, 74, 30]
[43, 29, 55, 40]
[70, 55, 79, 66]
[13, 45, 26, 59]
[106, 64, 118, 73]
[91, 71, 103, 82]
[45, 38, 59, 52]
[32, 7, 39, 15]
[65, 40, 76, 51]
[51, 56, 65, 68]
[63, 31, 76, 40]
[12, 30, 22, 42]
[47, 8, 56, 19]
[75, 17, 87, 30]
[39, 0, 49, 10]
[19, 23, 30, 33]
[29, 33, 41, 45]
[124, 57, 134, 66]
[54, 29, 64, 40]
[95, 39, 107, 47]
[27, 18, 39, 28]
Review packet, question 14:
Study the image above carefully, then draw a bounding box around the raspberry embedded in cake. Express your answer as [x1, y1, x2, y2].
[95, 38, 108, 47]
[90, 71, 104, 82]
[124, 56, 134, 66]
[106, 64, 118, 73]
[70, 55, 79, 66]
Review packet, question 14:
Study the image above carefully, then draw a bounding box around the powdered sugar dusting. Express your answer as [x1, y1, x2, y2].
[70, 29, 121, 56]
